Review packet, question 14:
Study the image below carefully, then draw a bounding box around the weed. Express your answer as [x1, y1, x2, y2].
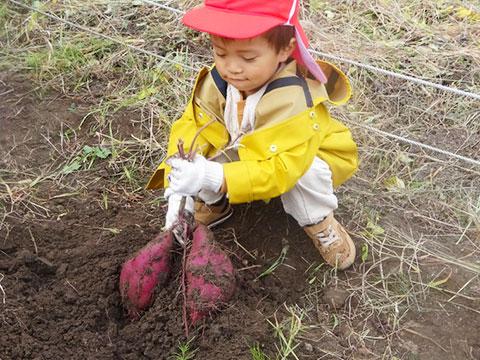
[61, 145, 112, 175]
[255, 245, 289, 281]
[266, 305, 314, 360]
[23, 38, 117, 86]
[249, 343, 272, 360]
[168, 337, 198, 360]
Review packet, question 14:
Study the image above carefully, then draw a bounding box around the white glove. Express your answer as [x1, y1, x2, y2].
[166, 154, 224, 196]
[164, 187, 194, 230]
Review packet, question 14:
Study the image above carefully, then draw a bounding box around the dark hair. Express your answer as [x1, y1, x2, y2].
[261, 25, 296, 53]
[211, 25, 295, 53]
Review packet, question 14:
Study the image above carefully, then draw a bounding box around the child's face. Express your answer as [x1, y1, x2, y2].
[211, 35, 295, 96]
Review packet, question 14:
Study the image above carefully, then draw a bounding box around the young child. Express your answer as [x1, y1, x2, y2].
[146, 0, 359, 270]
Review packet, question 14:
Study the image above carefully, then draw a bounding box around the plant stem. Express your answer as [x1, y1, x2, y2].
[182, 222, 189, 338]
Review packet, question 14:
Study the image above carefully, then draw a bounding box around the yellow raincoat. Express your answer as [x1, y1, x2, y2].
[146, 59, 358, 204]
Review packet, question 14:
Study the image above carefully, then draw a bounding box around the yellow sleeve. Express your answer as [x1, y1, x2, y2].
[222, 107, 358, 203]
[145, 101, 213, 190]
[317, 117, 358, 188]
[223, 138, 319, 203]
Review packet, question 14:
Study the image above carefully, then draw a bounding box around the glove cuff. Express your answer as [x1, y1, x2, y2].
[203, 161, 224, 193]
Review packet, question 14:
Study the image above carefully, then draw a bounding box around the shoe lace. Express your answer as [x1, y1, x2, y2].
[315, 225, 339, 248]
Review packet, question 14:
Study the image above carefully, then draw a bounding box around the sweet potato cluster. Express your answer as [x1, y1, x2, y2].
[119, 223, 235, 325]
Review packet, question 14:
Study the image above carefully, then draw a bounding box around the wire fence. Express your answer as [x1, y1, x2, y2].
[6, 0, 480, 167]
[134, 0, 480, 102]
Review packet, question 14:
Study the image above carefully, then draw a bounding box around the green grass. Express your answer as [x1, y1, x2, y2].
[249, 343, 272, 360]
[266, 306, 315, 360]
[168, 337, 198, 360]
[255, 245, 289, 281]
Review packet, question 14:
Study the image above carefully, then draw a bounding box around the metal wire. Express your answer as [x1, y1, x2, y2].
[6, 0, 480, 167]
[342, 119, 480, 167]
[312, 51, 480, 101]
[137, 0, 480, 101]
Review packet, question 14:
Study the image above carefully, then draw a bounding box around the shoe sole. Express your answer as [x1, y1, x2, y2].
[206, 208, 233, 229]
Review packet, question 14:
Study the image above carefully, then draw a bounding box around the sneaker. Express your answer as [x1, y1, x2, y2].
[303, 212, 356, 270]
[194, 196, 233, 228]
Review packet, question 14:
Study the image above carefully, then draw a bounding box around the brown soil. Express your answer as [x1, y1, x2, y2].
[1, 75, 480, 360]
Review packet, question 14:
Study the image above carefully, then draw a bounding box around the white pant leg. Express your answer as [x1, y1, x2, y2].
[281, 157, 337, 227]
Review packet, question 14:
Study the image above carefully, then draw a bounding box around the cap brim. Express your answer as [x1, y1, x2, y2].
[183, 7, 284, 39]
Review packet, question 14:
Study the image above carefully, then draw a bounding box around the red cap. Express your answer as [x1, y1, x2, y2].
[183, 0, 328, 83]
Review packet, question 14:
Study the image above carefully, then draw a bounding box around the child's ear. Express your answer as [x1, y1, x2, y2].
[279, 37, 297, 62]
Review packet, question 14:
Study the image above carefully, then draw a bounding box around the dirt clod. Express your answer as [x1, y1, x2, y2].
[322, 286, 349, 310]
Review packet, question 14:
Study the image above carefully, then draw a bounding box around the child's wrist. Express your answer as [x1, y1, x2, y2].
[203, 161, 224, 192]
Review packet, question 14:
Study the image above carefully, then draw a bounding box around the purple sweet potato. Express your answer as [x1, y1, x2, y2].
[186, 224, 236, 324]
[119, 230, 173, 318]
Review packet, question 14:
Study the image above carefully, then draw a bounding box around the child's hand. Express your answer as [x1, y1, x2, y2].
[164, 188, 194, 229]
[166, 154, 224, 196]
